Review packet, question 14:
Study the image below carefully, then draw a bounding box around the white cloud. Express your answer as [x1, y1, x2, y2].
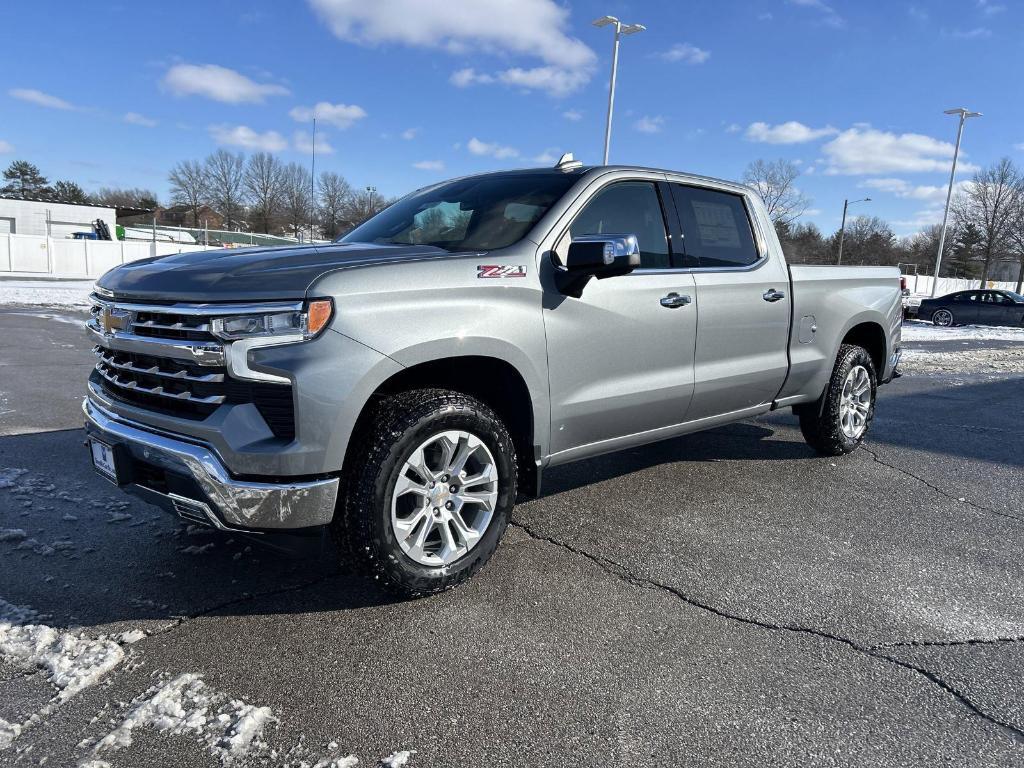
[822, 127, 977, 175]
[289, 101, 367, 129]
[656, 43, 710, 64]
[467, 137, 519, 158]
[1014, 142, 1024, 151]
[0, 140, 13, 153]
[413, 160, 444, 170]
[725, 123, 742, 134]
[401, 127, 419, 140]
[163, 64, 289, 104]
[861, 177, 969, 204]
[944, 26, 993, 38]
[209, 124, 288, 152]
[977, 0, 1006, 15]
[562, 109, 582, 121]
[293, 130, 335, 155]
[532, 148, 560, 164]
[788, 0, 844, 27]
[497, 66, 589, 98]
[745, 121, 838, 144]
[634, 115, 666, 134]
[9, 88, 75, 110]
[124, 112, 157, 127]
[308, 0, 596, 96]
[450, 68, 494, 87]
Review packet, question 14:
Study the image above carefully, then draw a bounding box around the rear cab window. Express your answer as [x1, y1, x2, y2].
[670, 184, 760, 268]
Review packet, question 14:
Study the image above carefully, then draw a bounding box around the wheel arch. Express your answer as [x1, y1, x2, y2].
[345, 353, 542, 497]
[840, 320, 887, 375]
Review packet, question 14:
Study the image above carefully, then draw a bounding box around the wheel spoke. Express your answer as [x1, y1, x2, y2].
[437, 519, 460, 558]
[394, 472, 428, 499]
[461, 462, 496, 489]
[459, 489, 496, 509]
[407, 447, 434, 485]
[448, 508, 481, 549]
[448, 436, 477, 477]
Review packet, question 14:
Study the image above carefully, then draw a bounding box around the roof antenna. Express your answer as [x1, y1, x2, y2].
[554, 152, 583, 171]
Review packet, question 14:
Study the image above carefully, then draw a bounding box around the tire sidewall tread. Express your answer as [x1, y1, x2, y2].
[799, 344, 878, 456]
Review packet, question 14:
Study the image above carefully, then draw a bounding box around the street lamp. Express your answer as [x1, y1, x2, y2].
[931, 107, 982, 296]
[836, 197, 871, 265]
[593, 15, 645, 165]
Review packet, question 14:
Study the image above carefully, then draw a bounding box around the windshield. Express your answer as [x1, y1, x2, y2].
[340, 173, 578, 252]
[1003, 291, 1024, 302]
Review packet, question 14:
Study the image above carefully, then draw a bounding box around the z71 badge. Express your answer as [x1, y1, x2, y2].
[477, 265, 527, 278]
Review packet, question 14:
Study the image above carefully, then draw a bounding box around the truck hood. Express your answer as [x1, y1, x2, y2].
[95, 242, 455, 302]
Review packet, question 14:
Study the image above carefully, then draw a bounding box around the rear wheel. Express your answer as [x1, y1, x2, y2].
[932, 308, 954, 326]
[334, 389, 516, 596]
[798, 344, 877, 456]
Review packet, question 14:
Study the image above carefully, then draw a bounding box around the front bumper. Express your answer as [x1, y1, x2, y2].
[83, 397, 339, 530]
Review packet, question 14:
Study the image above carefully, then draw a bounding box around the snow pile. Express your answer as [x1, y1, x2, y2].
[0, 603, 124, 702]
[0, 280, 94, 310]
[93, 673, 277, 764]
[0, 468, 28, 489]
[0, 528, 27, 542]
[902, 322, 1024, 342]
[900, 347, 1024, 374]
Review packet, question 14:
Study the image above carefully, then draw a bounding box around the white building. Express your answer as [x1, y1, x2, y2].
[0, 196, 118, 239]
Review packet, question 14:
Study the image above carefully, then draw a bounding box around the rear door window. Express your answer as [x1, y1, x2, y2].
[670, 184, 760, 268]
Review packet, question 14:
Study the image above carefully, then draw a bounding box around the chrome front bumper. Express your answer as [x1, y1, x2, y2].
[83, 398, 339, 530]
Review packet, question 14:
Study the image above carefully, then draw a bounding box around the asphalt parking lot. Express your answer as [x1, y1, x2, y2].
[1, 305, 1023, 767]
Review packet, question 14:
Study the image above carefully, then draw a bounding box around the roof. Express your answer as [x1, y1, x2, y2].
[0, 194, 151, 215]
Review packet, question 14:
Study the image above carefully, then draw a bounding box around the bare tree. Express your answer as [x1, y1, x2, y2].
[281, 162, 313, 238]
[168, 160, 209, 227]
[742, 159, 810, 227]
[317, 171, 353, 239]
[205, 149, 246, 230]
[953, 158, 1021, 288]
[341, 186, 389, 231]
[1006, 182, 1024, 293]
[93, 187, 159, 209]
[244, 153, 284, 234]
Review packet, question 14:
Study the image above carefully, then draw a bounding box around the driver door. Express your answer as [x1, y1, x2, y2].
[542, 180, 697, 461]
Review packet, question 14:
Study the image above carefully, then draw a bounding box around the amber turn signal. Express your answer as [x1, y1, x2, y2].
[306, 299, 333, 336]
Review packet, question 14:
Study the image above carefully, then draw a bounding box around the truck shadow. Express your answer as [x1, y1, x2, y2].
[0, 375, 1018, 628]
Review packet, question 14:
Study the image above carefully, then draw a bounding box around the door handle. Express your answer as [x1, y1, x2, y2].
[763, 288, 786, 303]
[660, 292, 691, 308]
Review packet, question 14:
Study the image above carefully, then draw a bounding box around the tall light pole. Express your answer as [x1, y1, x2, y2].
[836, 197, 871, 265]
[593, 15, 645, 165]
[931, 107, 981, 296]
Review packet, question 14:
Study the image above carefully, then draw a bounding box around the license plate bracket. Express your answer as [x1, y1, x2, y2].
[89, 438, 122, 485]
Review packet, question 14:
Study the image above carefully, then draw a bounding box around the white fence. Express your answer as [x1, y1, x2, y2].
[903, 273, 1021, 296]
[0, 233, 211, 277]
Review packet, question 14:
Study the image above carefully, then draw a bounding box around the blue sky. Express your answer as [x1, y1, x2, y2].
[1, 0, 1021, 236]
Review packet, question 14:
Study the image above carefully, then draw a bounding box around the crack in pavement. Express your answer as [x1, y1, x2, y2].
[858, 444, 1024, 525]
[509, 518, 1024, 746]
[872, 636, 1024, 651]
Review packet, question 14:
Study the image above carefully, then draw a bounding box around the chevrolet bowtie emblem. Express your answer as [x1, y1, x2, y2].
[101, 306, 132, 335]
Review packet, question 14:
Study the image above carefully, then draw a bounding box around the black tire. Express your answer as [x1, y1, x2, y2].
[334, 388, 517, 597]
[931, 308, 954, 327]
[798, 344, 878, 456]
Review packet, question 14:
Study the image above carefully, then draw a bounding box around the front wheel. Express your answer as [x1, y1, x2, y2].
[335, 389, 517, 596]
[932, 308, 954, 326]
[798, 344, 877, 456]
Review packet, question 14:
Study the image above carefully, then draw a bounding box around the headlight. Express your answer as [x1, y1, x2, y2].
[211, 299, 333, 341]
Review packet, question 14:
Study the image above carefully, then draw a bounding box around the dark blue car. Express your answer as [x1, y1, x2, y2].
[918, 289, 1024, 327]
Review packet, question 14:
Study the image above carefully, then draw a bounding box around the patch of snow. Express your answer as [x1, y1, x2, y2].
[0, 528, 28, 542]
[77, 760, 111, 768]
[0, 468, 28, 489]
[0, 280, 94, 310]
[0, 718, 22, 749]
[181, 542, 216, 555]
[381, 750, 416, 767]
[900, 347, 1024, 374]
[902, 321, 1024, 342]
[93, 673, 277, 765]
[116, 629, 147, 644]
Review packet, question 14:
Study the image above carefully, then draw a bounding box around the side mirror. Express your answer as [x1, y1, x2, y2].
[556, 234, 641, 297]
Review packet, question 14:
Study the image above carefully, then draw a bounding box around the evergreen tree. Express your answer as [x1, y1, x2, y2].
[1, 160, 51, 198]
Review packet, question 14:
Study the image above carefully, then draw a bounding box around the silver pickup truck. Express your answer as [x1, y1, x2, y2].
[84, 160, 902, 595]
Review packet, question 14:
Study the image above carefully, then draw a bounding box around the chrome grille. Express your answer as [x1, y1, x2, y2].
[87, 294, 297, 439]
